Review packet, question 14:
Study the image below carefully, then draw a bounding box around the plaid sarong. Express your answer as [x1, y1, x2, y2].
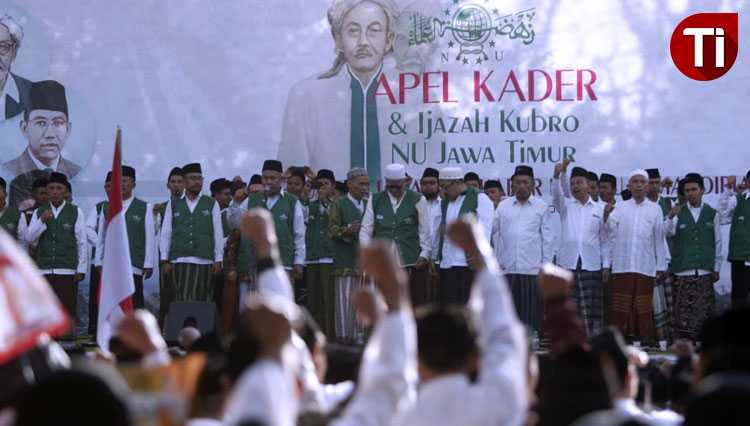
[335, 275, 368, 342]
[507, 274, 542, 333]
[570, 266, 603, 336]
[673, 273, 716, 339]
[307, 263, 336, 338]
[653, 276, 672, 342]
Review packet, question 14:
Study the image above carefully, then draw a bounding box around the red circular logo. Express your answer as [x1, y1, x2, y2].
[670, 13, 738, 81]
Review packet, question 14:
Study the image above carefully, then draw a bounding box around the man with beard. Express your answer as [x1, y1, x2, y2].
[605, 170, 668, 345]
[493, 165, 554, 333]
[666, 173, 721, 338]
[421, 167, 441, 304]
[159, 163, 223, 303]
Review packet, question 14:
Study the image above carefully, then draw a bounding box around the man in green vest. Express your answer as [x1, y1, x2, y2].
[229, 160, 306, 298]
[328, 167, 368, 342]
[25, 172, 87, 333]
[665, 173, 721, 338]
[85, 171, 110, 335]
[437, 166, 495, 305]
[20, 176, 49, 225]
[210, 177, 235, 331]
[95, 166, 155, 309]
[359, 163, 431, 305]
[281, 166, 311, 302]
[305, 168, 337, 337]
[719, 170, 750, 307]
[155, 166, 184, 326]
[159, 162, 223, 304]
[0, 176, 27, 249]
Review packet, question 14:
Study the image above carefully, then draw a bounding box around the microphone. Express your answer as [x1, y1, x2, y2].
[262, 185, 270, 204]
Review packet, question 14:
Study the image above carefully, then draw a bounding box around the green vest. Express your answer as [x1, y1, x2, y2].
[306, 198, 334, 261]
[372, 189, 422, 265]
[438, 186, 480, 262]
[658, 196, 672, 217]
[671, 204, 717, 272]
[330, 196, 367, 273]
[102, 198, 149, 269]
[728, 194, 750, 261]
[0, 206, 22, 240]
[91, 201, 106, 260]
[237, 191, 299, 271]
[36, 203, 79, 270]
[158, 199, 169, 225]
[169, 196, 216, 261]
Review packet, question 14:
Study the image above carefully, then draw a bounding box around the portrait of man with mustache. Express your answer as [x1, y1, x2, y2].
[278, 0, 398, 192]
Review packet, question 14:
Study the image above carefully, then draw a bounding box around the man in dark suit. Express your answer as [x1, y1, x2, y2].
[0, 14, 32, 120]
[4, 80, 81, 188]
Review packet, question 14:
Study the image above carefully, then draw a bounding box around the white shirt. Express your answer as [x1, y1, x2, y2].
[27, 147, 60, 172]
[425, 197, 442, 261]
[718, 188, 750, 225]
[85, 203, 102, 253]
[0, 205, 28, 250]
[392, 248, 526, 426]
[605, 198, 668, 276]
[551, 178, 611, 271]
[665, 202, 722, 275]
[227, 190, 306, 267]
[159, 195, 224, 265]
[0, 74, 19, 118]
[26, 201, 88, 274]
[439, 192, 494, 268]
[94, 196, 156, 275]
[359, 191, 432, 264]
[492, 195, 554, 274]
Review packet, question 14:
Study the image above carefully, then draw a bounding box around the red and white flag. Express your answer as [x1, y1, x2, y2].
[0, 230, 69, 363]
[97, 127, 135, 351]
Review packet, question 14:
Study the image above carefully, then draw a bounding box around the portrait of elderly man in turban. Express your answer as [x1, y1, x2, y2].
[277, 0, 398, 190]
[0, 12, 32, 120]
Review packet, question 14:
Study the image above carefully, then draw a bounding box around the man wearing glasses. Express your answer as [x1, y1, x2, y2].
[359, 163, 432, 305]
[435, 166, 494, 305]
[159, 163, 224, 305]
[0, 13, 31, 120]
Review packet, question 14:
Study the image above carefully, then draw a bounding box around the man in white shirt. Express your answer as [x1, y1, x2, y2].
[360, 164, 431, 304]
[391, 217, 526, 426]
[85, 172, 110, 336]
[718, 170, 750, 307]
[95, 166, 155, 309]
[0, 176, 28, 250]
[420, 167, 441, 305]
[665, 173, 721, 339]
[552, 164, 611, 336]
[25, 172, 87, 334]
[604, 169, 668, 344]
[493, 165, 554, 333]
[159, 163, 224, 303]
[436, 166, 494, 305]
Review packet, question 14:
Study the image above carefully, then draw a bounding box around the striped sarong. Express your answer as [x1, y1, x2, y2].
[652, 276, 672, 342]
[612, 273, 654, 342]
[507, 274, 542, 333]
[307, 263, 336, 338]
[570, 266, 603, 336]
[673, 273, 716, 339]
[335, 275, 367, 342]
[172, 262, 214, 302]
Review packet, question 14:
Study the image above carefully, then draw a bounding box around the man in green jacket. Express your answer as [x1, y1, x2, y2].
[719, 170, 750, 307]
[159, 163, 223, 304]
[329, 167, 369, 342]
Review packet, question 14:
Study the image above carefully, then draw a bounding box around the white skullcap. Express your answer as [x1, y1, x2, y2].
[384, 163, 406, 180]
[627, 169, 648, 181]
[439, 166, 463, 180]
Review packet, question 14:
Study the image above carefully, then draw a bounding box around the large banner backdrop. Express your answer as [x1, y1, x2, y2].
[0, 0, 747, 306]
